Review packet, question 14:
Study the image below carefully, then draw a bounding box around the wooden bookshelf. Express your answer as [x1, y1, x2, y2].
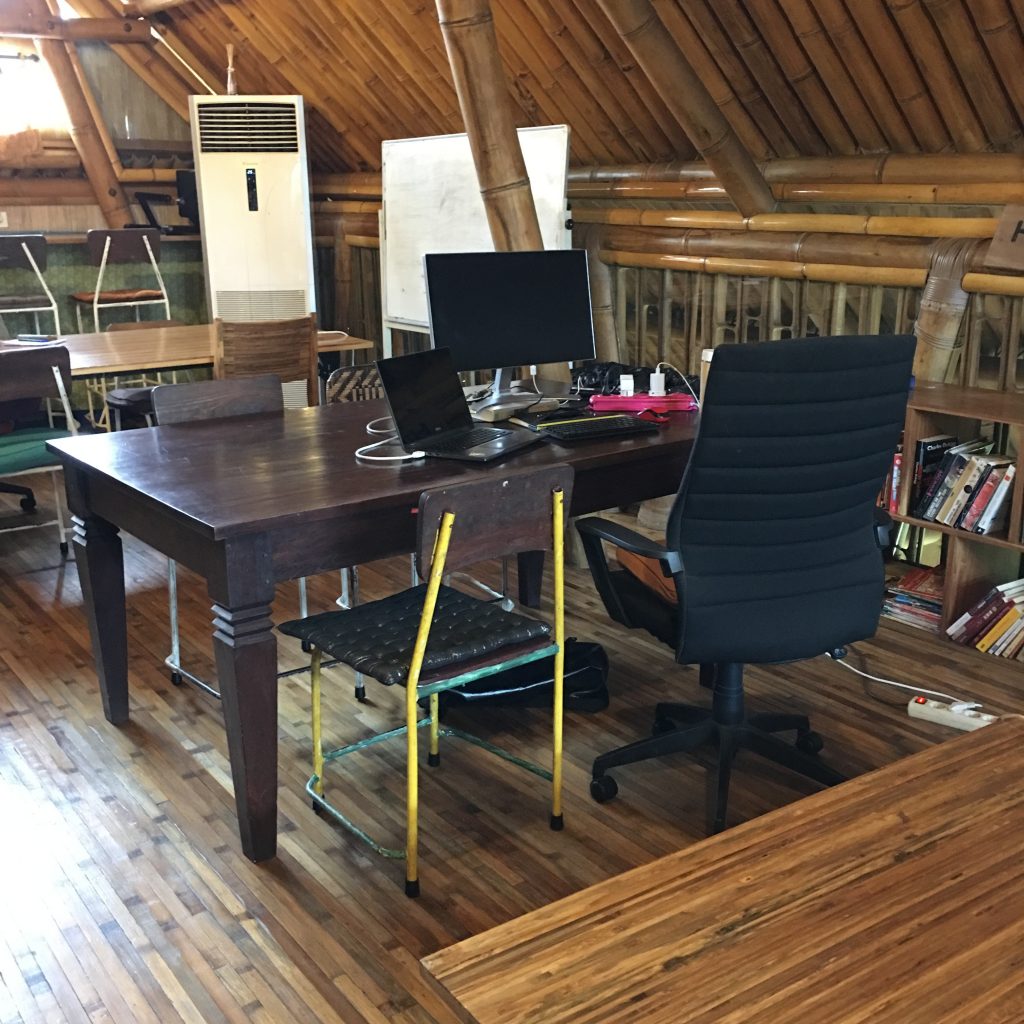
[894, 381, 1024, 634]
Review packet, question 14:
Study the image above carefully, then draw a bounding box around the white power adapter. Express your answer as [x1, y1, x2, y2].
[619, 374, 634, 397]
[649, 370, 666, 397]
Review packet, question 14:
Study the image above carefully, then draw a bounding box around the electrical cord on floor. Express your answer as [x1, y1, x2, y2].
[827, 648, 980, 709]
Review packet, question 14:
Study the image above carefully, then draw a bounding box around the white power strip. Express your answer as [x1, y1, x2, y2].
[907, 697, 997, 732]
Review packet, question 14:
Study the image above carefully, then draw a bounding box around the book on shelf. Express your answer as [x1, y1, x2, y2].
[921, 438, 991, 520]
[1003, 618, 1024, 659]
[975, 606, 1021, 653]
[942, 455, 1013, 527]
[883, 567, 943, 633]
[991, 614, 1024, 657]
[974, 464, 1016, 536]
[910, 434, 958, 509]
[888, 446, 903, 515]
[945, 577, 1024, 643]
[959, 464, 1009, 532]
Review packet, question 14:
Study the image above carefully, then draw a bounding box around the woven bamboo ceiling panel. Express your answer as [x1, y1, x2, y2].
[70, 0, 1024, 171]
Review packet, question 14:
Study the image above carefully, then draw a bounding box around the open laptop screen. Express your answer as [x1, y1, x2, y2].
[377, 347, 473, 447]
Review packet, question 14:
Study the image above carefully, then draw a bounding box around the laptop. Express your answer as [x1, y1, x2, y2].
[376, 348, 542, 463]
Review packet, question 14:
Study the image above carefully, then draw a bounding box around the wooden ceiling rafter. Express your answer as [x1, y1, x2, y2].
[807, 0, 918, 151]
[920, 0, 1023, 149]
[743, 0, 859, 153]
[0, 14, 151, 42]
[971, 0, 1024, 124]
[703, 0, 828, 156]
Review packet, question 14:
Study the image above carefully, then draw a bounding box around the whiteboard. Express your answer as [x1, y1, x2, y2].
[381, 125, 570, 329]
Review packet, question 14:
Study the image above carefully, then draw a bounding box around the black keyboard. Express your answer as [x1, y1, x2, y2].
[428, 426, 508, 452]
[541, 416, 659, 442]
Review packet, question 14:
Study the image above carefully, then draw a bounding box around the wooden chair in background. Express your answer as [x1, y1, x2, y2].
[215, 314, 319, 408]
[0, 234, 61, 335]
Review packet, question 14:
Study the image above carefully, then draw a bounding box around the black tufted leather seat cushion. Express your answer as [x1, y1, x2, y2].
[279, 585, 551, 686]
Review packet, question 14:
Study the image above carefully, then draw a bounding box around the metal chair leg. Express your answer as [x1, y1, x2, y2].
[51, 470, 68, 557]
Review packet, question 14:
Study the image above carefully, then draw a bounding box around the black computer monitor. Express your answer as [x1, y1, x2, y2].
[424, 249, 595, 409]
[175, 170, 199, 229]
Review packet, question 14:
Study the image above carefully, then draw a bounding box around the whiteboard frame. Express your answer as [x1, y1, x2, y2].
[380, 124, 573, 352]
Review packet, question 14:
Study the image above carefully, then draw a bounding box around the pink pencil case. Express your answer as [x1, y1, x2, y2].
[589, 393, 698, 413]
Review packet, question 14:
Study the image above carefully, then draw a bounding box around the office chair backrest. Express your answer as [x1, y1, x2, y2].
[417, 465, 573, 577]
[85, 228, 162, 265]
[152, 374, 284, 425]
[0, 345, 71, 403]
[666, 334, 916, 666]
[0, 234, 47, 272]
[215, 314, 319, 408]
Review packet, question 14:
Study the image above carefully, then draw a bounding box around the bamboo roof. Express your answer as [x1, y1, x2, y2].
[62, 0, 1024, 172]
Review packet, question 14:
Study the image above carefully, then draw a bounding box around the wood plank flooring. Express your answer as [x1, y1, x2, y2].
[1, 474, 1022, 1024]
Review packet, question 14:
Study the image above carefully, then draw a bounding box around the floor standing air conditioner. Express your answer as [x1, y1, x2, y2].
[190, 95, 316, 321]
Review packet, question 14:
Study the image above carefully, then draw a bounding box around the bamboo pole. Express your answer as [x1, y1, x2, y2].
[571, 207, 998, 239]
[677, 0, 800, 157]
[593, 0, 774, 216]
[742, 0, 857, 153]
[568, 154, 1024, 185]
[31, 1, 131, 229]
[920, 0, 1021, 149]
[845, 0, 950, 151]
[971, 0, 1024, 121]
[435, 0, 544, 250]
[807, 0, 917, 151]
[648, 0, 772, 160]
[884, 0, 988, 150]
[0, 177, 94, 202]
[914, 239, 979, 381]
[0, 15, 151, 41]
[577, 224, 618, 361]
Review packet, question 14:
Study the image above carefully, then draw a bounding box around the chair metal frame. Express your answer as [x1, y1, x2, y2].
[306, 483, 567, 897]
[73, 230, 171, 333]
[0, 236, 61, 335]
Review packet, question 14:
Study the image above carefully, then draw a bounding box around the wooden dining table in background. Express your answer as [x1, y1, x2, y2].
[0, 323, 375, 377]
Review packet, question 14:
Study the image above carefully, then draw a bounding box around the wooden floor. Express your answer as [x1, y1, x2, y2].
[1, 473, 1021, 1024]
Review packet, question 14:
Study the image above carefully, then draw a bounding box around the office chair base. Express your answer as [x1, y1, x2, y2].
[591, 704, 845, 834]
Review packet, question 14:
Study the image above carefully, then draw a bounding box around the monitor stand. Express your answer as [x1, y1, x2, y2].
[472, 367, 538, 412]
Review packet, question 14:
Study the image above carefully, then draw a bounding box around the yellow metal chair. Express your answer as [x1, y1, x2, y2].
[279, 464, 573, 896]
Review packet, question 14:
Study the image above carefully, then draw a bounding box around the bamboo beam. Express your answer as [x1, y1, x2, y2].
[0, 15, 151, 42]
[594, 0, 774, 216]
[31, 1, 132, 229]
[569, 154, 1024, 184]
[0, 177, 94, 202]
[972, 0, 1024, 122]
[572, 208, 998, 239]
[127, 0, 197, 13]
[915, 239, 978, 381]
[435, 0, 544, 250]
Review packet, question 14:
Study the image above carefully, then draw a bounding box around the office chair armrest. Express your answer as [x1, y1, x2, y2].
[873, 506, 893, 550]
[575, 518, 683, 576]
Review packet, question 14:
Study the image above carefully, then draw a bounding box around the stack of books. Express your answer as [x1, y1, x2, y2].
[946, 578, 1024, 657]
[883, 567, 944, 632]
[909, 434, 1014, 536]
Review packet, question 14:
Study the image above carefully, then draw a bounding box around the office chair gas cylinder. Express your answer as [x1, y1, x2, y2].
[577, 334, 916, 833]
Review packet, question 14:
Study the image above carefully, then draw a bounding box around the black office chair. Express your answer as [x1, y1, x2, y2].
[577, 333, 916, 833]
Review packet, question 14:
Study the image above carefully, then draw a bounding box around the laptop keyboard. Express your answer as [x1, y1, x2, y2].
[428, 426, 507, 452]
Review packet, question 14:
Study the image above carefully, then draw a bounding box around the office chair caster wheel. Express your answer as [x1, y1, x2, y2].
[301, 640, 313, 653]
[20, 496, 36, 512]
[652, 715, 676, 736]
[170, 670, 183, 686]
[796, 731, 824, 755]
[590, 774, 618, 803]
[59, 541, 69, 556]
[354, 683, 366, 703]
[311, 800, 323, 815]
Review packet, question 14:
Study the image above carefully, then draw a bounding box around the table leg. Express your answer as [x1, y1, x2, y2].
[72, 514, 128, 724]
[210, 540, 279, 862]
[518, 551, 545, 608]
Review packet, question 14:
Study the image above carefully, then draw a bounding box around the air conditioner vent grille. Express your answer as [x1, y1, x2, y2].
[198, 102, 299, 153]
[215, 290, 308, 321]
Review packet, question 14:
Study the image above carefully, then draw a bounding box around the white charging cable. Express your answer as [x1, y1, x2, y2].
[355, 435, 425, 461]
[828, 650, 979, 707]
[656, 361, 701, 408]
[355, 417, 424, 461]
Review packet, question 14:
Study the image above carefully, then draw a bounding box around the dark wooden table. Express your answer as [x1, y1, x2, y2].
[422, 717, 1024, 1024]
[48, 401, 695, 861]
